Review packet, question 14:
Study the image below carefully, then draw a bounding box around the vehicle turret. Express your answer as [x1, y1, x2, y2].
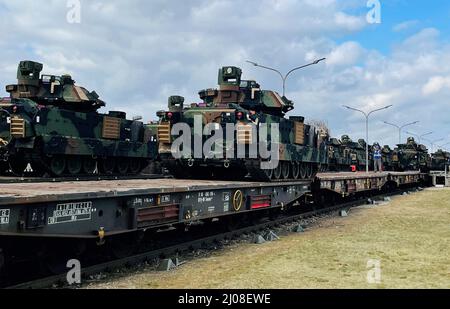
[197, 66, 293, 117]
[6, 60, 105, 112]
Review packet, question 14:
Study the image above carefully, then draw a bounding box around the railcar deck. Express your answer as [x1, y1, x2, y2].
[0, 171, 427, 238]
[0, 179, 310, 205]
[315, 171, 425, 195]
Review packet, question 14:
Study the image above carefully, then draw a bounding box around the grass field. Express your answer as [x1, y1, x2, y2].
[87, 188, 450, 289]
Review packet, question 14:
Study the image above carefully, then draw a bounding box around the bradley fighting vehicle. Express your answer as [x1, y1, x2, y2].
[431, 149, 450, 171]
[327, 137, 354, 171]
[0, 61, 157, 176]
[339, 135, 369, 170]
[391, 137, 430, 172]
[157, 65, 329, 181]
[381, 145, 394, 171]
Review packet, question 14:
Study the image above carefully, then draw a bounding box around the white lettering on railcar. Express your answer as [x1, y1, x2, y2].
[48, 202, 95, 225]
[0, 209, 10, 225]
[198, 191, 215, 203]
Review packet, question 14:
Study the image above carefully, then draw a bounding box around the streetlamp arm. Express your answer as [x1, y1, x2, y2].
[285, 58, 326, 81]
[343, 105, 367, 117]
[400, 121, 419, 130]
[420, 132, 433, 139]
[246, 61, 284, 81]
[384, 121, 400, 129]
[368, 105, 393, 117]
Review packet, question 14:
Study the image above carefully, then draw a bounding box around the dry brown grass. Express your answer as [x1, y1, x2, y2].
[87, 188, 450, 289]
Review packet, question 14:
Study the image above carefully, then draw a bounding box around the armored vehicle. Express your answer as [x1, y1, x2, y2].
[392, 137, 430, 172]
[157, 66, 329, 181]
[431, 149, 450, 171]
[327, 137, 354, 171]
[339, 135, 368, 170]
[381, 145, 394, 171]
[0, 61, 156, 176]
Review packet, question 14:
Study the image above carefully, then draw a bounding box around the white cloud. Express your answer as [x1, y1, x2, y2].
[393, 20, 419, 32]
[0, 1, 449, 149]
[327, 42, 364, 67]
[423, 76, 450, 95]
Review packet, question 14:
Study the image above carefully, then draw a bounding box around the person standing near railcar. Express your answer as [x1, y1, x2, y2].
[373, 143, 383, 172]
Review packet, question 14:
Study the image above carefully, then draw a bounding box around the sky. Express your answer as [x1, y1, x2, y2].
[1, 0, 450, 150]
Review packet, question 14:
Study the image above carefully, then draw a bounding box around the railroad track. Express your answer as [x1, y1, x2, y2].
[5, 188, 410, 289]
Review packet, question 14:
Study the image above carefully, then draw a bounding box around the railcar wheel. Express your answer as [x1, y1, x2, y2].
[9, 158, 27, 175]
[49, 156, 66, 176]
[281, 161, 290, 180]
[273, 163, 282, 180]
[117, 159, 129, 175]
[300, 163, 307, 179]
[99, 158, 116, 175]
[83, 158, 97, 175]
[291, 162, 300, 180]
[67, 156, 82, 175]
[109, 234, 140, 259]
[0, 249, 5, 278]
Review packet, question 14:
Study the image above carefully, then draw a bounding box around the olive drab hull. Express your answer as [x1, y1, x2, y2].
[391, 138, 431, 172]
[431, 149, 450, 171]
[157, 66, 329, 181]
[327, 135, 371, 172]
[0, 61, 157, 176]
[0, 98, 157, 176]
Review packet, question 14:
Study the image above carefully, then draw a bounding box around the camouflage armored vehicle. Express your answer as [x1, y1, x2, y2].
[431, 149, 450, 171]
[327, 137, 354, 171]
[157, 66, 329, 181]
[0, 60, 157, 176]
[339, 135, 368, 170]
[392, 137, 430, 172]
[381, 145, 394, 171]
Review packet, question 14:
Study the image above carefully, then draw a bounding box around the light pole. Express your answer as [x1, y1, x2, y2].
[424, 138, 444, 153]
[438, 142, 450, 151]
[406, 131, 433, 144]
[383, 121, 419, 144]
[246, 58, 326, 97]
[343, 105, 393, 173]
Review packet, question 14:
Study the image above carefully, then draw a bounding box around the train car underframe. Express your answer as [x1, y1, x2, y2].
[0, 171, 428, 278]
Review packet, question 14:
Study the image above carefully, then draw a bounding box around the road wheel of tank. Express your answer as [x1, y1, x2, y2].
[9, 158, 27, 175]
[291, 162, 300, 180]
[273, 163, 282, 180]
[99, 158, 116, 175]
[129, 159, 143, 175]
[281, 161, 290, 180]
[82, 158, 97, 175]
[117, 159, 129, 175]
[306, 163, 313, 179]
[49, 156, 66, 176]
[300, 163, 307, 179]
[67, 156, 82, 175]
[262, 167, 273, 180]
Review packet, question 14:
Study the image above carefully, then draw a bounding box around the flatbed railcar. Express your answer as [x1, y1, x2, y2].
[0, 171, 428, 278]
